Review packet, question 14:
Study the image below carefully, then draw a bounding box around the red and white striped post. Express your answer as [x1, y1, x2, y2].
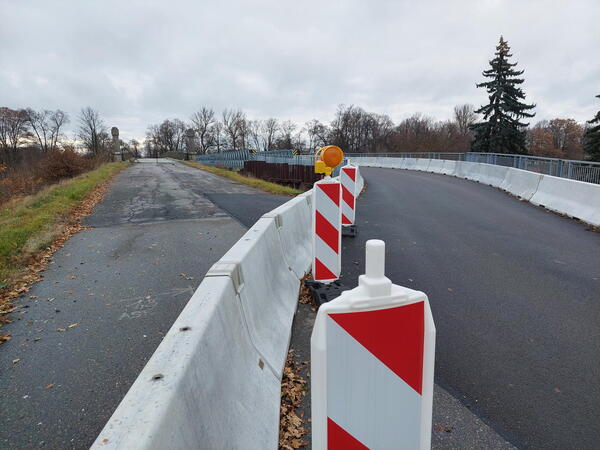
[311, 240, 436, 449]
[340, 164, 358, 226]
[312, 177, 342, 282]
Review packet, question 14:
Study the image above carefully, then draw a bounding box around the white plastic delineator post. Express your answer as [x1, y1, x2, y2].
[311, 240, 436, 450]
[312, 176, 342, 282]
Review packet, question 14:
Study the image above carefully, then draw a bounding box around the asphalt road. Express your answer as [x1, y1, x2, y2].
[0, 159, 288, 449]
[339, 167, 600, 449]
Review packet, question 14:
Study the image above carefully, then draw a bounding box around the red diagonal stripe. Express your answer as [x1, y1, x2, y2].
[343, 167, 356, 182]
[330, 301, 425, 395]
[319, 183, 340, 206]
[316, 210, 339, 253]
[328, 417, 368, 450]
[315, 258, 337, 281]
[342, 185, 355, 209]
[342, 213, 351, 225]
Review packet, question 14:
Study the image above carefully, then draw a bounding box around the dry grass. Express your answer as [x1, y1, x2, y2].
[0, 162, 129, 330]
[0, 149, 109, 205]
[184, 161, 302, 196]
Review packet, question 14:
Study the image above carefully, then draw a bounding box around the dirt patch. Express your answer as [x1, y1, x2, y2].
[279, 275, 317, 449]
[279, 349, 309, 449]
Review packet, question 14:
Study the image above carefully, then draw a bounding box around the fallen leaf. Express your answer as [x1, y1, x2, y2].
[67, 275, 77, 280]
[68, 323, 78, 328]
[57, 328, 66, 332]
[12, 358, 20, 364]
[44, 383, 55, 390]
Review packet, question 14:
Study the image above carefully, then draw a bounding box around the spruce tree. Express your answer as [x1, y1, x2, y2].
[583, 94, 600, 161]
[471, 36, 535, 154]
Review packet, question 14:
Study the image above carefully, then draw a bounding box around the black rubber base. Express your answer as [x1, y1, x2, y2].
[305, 279, 348, 306]
[342, 225, 357, 237]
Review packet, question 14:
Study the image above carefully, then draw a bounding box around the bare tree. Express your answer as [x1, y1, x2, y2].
[262, 117, 279, 151]
[305, 119, 329, 152]
[78, 107, 107, 155]
[222, 109, 246, 150]
[275, 120, 296, 149]
[0, 107, 30, 152]
[454, 104, 477, 136]
[212, 121, 224, 153]
[247, 119, 263, 151]
[129, 139, 141, 158]
[190, 107, 215, 154]
[26, 108, 69, 152]
[50, 110, 69, 151]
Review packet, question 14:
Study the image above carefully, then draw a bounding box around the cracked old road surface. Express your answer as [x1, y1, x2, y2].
[0, 159, 289, 449]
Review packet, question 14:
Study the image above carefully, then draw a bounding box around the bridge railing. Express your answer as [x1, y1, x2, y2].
[197, 150, 600, 185]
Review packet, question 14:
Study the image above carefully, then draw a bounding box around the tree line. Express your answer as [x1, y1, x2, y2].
[0, 106, 141, 166]
[145, 36, 598, 161]
[3, 35, 600, 164]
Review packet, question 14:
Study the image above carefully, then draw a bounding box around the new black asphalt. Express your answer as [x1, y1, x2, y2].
[339, 167, 600, 449]
[0, 159, 288, 449]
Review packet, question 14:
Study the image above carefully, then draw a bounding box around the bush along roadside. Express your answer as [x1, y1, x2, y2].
[0, 162, 129, 336]
[183, 161, 303, 196]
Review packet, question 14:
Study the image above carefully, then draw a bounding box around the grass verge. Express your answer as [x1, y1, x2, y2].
[183, 161, 303, 196]
[0, 162, 129, 330]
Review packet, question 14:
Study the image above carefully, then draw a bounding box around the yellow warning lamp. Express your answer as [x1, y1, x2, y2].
[314, 145, 344, 176]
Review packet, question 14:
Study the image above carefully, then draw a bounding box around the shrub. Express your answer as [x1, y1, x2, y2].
[37, 149, 92, 183]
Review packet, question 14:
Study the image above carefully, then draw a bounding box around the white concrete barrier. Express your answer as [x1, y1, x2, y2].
[207, 218, 300, 377]
[93, 167, 366, 449]
[471, 164, 510, 188]
[352, 157, 598, 226]
[427, 159, 444, 173]
[499, 168, 543, 200]
[263, 195, 312, 278]
[413, 158, 432, 172]
[530, 175, 600, 226]
[440, 160, 458, 176]
[454, 161, 483, 180]
[404, 159, 417, 170]
[92, 276, 281, 449]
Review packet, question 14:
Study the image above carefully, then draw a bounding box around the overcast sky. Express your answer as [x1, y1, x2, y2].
[1, 0, 599, 141]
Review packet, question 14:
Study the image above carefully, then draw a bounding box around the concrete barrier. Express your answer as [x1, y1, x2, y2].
[93, 167, 366, 449]
[413, 158, 432, 172]
[530, 175, 600, 226]
[404, 159, 417, 170]
[92, 276, 281, 449]
[352, 157, 598, 226]
[440, 160, 458, 176]
[499, 168, 543, 200]
[471, 164, 510, 188]
[207, 218, 300, 377]
[454, 161, 483, 180]
[427, 159, 445, 173]
[263, 195, 312, 278]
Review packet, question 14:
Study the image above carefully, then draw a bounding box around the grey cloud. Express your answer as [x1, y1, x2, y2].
[0, 0, 598, 141]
